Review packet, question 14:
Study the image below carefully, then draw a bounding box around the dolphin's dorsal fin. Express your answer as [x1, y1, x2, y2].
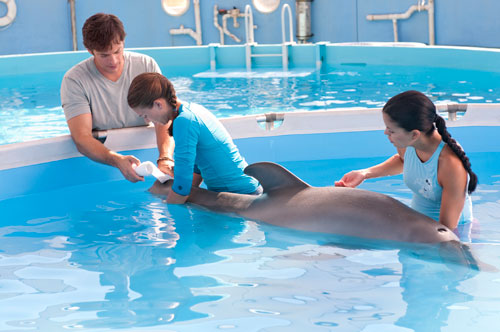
[244, 162, 310, 193]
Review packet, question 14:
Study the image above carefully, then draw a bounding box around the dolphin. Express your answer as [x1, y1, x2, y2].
[150, 162, 459, 244]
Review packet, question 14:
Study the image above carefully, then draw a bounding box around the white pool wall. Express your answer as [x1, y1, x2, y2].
[1, 103, 499, 201]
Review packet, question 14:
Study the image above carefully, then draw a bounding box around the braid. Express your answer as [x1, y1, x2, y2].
[161, 75, 178, 110]
[435, 115, 478, 194]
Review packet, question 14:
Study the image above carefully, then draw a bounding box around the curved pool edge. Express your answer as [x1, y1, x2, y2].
[1, 105, 499, 201]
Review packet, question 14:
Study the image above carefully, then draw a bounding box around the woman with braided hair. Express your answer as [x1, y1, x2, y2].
[335, 90, 477, 232]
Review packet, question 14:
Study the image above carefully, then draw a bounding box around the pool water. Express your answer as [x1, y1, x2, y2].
[1, 64, 500, 145]
[1, 154, 500, 331]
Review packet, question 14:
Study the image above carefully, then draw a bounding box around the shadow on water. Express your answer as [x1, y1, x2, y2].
[66, 202, 252, 329]
[259, 222, 486, 332]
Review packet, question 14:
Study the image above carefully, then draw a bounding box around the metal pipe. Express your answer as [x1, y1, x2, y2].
[296, 0, 313, 44]
[169, 25, 199, 44]
[392, 19, 398, 42]
[215, 6, 254, 45]
[169, 0, 202, 45]
[68, 0, 77, 51]
[366, 0, 435, 45]
[222, 14, 241, 43]
[428, 0, 435, 45]
[367, 4, 421, 21]
[213, 5, 224, 44]
[193, 0, 202, 45]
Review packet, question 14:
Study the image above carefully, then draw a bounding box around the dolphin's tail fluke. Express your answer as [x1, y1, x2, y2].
[244, 162, 310, 193]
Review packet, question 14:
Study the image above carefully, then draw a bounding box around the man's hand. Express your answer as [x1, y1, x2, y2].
[68, 114, 144, 183]
[113, 153, 144, 183]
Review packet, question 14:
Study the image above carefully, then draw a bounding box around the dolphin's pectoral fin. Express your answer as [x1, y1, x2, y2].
[244, 162, 310, 193]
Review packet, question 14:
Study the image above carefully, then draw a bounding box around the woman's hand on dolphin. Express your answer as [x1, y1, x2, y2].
[115, 154, 144, 183]
[335, 170, 366, 188]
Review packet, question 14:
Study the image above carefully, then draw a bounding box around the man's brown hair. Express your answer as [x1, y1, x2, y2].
[82, 13, 126, 51]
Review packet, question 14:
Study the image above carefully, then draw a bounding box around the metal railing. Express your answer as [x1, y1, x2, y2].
[245, 4, 294, 71]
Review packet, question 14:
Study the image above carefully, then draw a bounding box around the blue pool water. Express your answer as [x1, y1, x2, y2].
[1, 154, 500, 331]
[1, 64, 500, 145]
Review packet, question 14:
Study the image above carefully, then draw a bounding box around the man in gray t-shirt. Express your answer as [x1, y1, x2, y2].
[60, 13, 174, 182]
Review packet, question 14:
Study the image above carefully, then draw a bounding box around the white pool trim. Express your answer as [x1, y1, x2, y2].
[1, 104, 499, 171]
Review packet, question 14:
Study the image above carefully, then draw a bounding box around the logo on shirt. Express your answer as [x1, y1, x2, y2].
[416, 178, 434, 199]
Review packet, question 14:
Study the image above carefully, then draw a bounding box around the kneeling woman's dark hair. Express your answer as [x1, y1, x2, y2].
[127, 72, 177, 110]
[383, 90, 477, 194]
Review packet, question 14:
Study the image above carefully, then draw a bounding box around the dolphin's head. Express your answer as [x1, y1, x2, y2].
[148, 179, 173, 197]
[438, 241, 479, 269]
[400, 213, 460, 244]
[434, 225, 460, 242]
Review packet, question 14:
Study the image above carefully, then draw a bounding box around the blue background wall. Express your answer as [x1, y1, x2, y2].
[1, 0, 499, 56]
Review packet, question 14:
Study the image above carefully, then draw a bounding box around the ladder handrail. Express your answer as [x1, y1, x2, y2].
[281, 4, 293, 44]
[244, 4, 255, 44]
[245, 3, 294, 71]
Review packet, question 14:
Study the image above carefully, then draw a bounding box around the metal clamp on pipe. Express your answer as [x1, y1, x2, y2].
[92, 130, 108, 143]
[256, 113, 285, 130]
[446, 103, 467, 121]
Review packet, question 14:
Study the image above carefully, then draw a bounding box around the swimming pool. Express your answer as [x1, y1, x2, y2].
[1, 152, 499, 331]
[1, 44, 500, 331]
[1, 44, 500, 145]
[1, 124, 500, 331]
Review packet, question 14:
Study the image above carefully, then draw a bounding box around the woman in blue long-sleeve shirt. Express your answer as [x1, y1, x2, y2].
[127, 72, 261, 204]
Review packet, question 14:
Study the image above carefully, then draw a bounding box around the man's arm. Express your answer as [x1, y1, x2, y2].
[67, 113, 144, 182]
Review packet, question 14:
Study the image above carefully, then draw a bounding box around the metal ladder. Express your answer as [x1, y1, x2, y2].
[245, 4, 294, 71]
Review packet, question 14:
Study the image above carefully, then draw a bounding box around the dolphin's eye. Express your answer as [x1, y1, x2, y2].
[437, 228, 447, 233]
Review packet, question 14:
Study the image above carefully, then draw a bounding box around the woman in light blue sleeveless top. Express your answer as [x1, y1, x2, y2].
[404, 142, 473, 224]
[335, 90, 477, 232]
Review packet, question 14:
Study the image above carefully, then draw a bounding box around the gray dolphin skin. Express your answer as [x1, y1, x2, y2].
[152, 162, 459, 244]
